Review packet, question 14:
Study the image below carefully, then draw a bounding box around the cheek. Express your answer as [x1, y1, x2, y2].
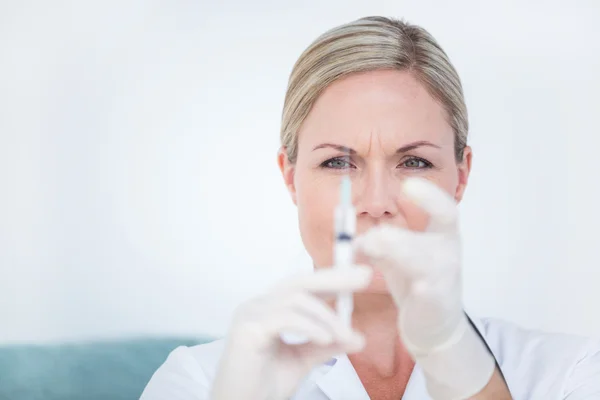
[296, 173, 338, 267]
[401, 198, 430, 232]
[402, 176, 458, 232]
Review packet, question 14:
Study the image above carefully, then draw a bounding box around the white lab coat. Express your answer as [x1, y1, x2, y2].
[140, 317, 600, 399]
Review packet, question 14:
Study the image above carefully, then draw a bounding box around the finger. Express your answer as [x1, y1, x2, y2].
[354, 225, 411, 261]
[402, 177, 458, 233]
[278, 265, 372, 294]
[266, 311, 335, 346]
[354, 225, 428, 277]
[297, 335, 366, 367]
[285, 292, 361, 343]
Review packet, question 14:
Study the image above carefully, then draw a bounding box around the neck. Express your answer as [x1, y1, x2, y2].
[348, 293, 414, 379]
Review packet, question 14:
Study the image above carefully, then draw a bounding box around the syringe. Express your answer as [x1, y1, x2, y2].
[280, 175, 356, 345]
[334, 176, 356, 328]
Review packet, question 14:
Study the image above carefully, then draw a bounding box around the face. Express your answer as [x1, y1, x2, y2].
[278, 69, 471, 293]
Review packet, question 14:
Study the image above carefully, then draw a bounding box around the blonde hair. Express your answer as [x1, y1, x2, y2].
[280, 16, 468, 163]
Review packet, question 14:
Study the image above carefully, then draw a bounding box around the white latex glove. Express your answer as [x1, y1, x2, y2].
[211, 266, 371, 400]
[354, 178, 495, 400]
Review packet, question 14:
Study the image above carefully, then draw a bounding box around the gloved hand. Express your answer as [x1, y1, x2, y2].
[354, 177, 495, 400]
[211, 266, 372, 400]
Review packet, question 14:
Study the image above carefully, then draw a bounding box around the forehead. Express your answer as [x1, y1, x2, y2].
[298, 69, 453, 148]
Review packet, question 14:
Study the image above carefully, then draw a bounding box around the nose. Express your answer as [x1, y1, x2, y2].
[354, 168, 399, 220]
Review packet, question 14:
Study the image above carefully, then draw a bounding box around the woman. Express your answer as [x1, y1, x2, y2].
[140, 16, 600, 399]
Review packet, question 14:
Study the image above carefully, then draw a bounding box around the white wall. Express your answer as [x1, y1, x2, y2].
[1, 0, 599, 344]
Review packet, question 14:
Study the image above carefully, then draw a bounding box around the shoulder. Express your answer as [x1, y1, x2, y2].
[185, 339, 228, 376]
[474, 316, 598, 362]
[471, 316, 600, 398]
[165, 339, 227, 380]
[140, 339, 226, 400]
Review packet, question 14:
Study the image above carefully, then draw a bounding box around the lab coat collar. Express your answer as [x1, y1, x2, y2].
[315, 354, 369, 400]
[304, 314, 489, 399]
[314, 354, 430, 400]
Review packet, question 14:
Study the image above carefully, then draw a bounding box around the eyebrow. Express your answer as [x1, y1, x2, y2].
[312, 141, 441, 154]
[312, 143, 356, 154]
[396, 141, 441, 153]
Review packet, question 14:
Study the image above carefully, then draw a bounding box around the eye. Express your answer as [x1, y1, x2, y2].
[400, 157, 432, 169]
[320, 157, 353, 170]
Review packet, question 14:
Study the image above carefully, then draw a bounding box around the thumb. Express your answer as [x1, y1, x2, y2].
[297, 334, 365, 366]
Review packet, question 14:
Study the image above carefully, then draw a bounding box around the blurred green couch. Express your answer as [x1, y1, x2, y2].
[0, 337, 214, 400]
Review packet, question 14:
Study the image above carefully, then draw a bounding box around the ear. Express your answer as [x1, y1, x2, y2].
[454, 146, 472, 203]
[277, 147, 298, 205]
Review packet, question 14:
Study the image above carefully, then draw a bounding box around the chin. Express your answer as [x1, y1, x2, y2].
[361, 269, 390, 293]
